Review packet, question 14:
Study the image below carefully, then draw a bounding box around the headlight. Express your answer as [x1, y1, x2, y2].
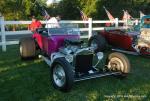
[65, 55, 73, 63]
[97, 52, 103, 60]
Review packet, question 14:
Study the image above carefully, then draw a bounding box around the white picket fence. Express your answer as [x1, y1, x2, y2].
[0, 17, 139, 52]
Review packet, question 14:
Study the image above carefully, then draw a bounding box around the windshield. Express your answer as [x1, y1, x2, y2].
[47, 24, 80, 35]
[48, 28, 80, 35]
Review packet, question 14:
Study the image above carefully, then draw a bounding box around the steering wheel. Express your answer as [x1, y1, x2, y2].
[36, 28, 48, 33]
[67, 29, 73, 35]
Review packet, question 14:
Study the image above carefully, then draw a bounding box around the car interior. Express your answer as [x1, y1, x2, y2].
[108, 29, 126, 35]
[36, 28, 49, 37]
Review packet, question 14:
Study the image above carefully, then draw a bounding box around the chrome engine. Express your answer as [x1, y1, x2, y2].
[58, 39, 104, 73]
[59, 44, 94, 62]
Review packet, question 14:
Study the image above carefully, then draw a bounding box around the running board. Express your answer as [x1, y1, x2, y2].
[39, 55, 51, 66]
[75, 72, 120, 82]
[112, 48, 139, 55]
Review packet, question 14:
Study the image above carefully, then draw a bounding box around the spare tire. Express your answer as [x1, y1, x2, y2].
[88, 34, 107, 52]
[106, 52, 130, 78]
[19, 37, 36, 59]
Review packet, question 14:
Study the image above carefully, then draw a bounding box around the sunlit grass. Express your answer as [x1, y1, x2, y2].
[0, 45, 150, 101]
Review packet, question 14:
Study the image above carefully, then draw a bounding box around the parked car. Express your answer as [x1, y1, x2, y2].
[89, 15, 150, 56]
[19, 25, 130, 92]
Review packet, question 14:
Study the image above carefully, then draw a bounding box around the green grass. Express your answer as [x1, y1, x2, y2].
[0, 45, 150, 101]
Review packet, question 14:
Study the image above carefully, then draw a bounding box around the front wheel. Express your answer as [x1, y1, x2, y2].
[51, 58, 74, 92]
[106, 52, 130, 78]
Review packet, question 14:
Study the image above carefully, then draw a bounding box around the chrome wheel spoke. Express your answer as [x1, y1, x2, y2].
[108, 57, 124, 72]
[53, 64, 66, 87]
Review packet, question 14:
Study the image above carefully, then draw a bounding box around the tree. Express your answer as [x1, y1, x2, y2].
[0, 0, 150, 20]
[57, 0, 80, 20]
[78, 0, 97, 19]
[0, 0, 47, 20]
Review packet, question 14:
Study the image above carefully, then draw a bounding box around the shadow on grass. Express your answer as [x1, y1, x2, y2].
[0, 45, 150, 101]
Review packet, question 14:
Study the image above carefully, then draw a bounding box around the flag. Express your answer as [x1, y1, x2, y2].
[103, 6, 115, 21]
[140, 11, 145, 18]
[41, 8, 50, 20]
[78, 8, 88, 27]
[122, 10, 133, 26]
[35, 1, 50, 20]
[79, 10, 88, 21]
[103, 6, 115, 26]
[122, 10, 133, 20]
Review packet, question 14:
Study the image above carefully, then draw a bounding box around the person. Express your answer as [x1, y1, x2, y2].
[28, 16, 42, 32]
[45, 15, 61, 28]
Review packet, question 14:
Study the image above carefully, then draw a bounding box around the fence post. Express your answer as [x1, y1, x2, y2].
[125, 19, 128, 29]
[88, 18, 92, 39]
[115, 18, 119, 28]
[0, 16, 6, 51]
[135, 19, 138, 25]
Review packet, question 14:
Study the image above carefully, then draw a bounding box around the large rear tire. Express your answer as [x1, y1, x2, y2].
[51, 58, 74, 92]
[19, 37, 36, 59]
[88, 34, 107, 52]
[106, 52, 130, 78]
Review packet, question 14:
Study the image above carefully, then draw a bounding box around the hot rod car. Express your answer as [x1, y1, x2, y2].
[89, 15, 150, 56]
[19, 25, 130, 92]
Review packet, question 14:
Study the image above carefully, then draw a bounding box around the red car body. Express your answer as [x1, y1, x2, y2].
[99, 29, 150, 55]
[100, 30, 134, 51]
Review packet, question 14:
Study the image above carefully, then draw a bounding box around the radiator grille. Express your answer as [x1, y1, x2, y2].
[75, 54, 93, 73]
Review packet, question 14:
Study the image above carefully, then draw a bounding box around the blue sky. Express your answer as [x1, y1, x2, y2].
[46, 0, 61, 5]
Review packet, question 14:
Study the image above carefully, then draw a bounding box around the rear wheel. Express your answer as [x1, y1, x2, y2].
[51, 58, 74, 92]
[106, 52, 130, 78]
[88, 34, 107, 52]
[19, 37, 36, 59]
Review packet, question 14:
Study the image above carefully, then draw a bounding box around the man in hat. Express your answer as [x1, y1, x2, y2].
[45, 15, 61, 28]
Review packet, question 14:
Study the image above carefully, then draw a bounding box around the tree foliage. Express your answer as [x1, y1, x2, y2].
[56, 0, 80, 20]
[56, 0, 150, 20]
[0, 0, 46, 20]
[0, 0, 150, 20]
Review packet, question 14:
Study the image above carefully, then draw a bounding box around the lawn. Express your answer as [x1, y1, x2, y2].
[0, 45, 150, 101]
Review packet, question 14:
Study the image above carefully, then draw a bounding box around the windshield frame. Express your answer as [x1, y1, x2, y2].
[47, 27, 80, 36]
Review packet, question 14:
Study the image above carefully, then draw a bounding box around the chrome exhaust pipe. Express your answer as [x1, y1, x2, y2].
[39, 55, 51, 66]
